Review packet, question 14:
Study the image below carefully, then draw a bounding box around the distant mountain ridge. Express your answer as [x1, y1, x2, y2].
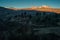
[0, 6, 60, 14]
[8, 6, 60, 14]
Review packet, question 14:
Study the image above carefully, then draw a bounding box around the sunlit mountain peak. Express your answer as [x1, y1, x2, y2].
[39, 5, 51, 8]
[31, 5, 51, 9]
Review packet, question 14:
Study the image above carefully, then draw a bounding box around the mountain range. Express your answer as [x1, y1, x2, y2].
[9, 5, 60, 14]
[0, 6, 60, 40]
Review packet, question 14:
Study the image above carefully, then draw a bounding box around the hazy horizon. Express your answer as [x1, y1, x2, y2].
[0, 0, 60, 8]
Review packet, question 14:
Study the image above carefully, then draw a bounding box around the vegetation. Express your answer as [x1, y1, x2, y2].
[0, 7, 60, 40]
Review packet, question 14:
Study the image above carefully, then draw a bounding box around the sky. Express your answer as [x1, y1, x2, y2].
[0, 0, 60, 8]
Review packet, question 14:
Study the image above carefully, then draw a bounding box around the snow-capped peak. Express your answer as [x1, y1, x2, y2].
[39, 5, 51, 8]
[31, 5, 51, 9]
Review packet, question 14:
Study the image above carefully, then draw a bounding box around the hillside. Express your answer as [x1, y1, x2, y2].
[0, 6, 60, 40]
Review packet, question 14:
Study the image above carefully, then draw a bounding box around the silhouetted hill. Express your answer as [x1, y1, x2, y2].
[0, 7, 60, 40]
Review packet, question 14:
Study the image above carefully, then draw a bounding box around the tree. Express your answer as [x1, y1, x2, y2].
[24, 12, 26, 16]
[43, 12, 46, 15]
[21, 13, 24, 18]
[15, 15, 17, 18]
[36, 12, 39, 16]
[24, 12, 27, 18]
[29, 14, 32, 19]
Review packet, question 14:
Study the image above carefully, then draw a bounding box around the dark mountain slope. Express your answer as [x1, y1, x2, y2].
[0, 7, 60, 40]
